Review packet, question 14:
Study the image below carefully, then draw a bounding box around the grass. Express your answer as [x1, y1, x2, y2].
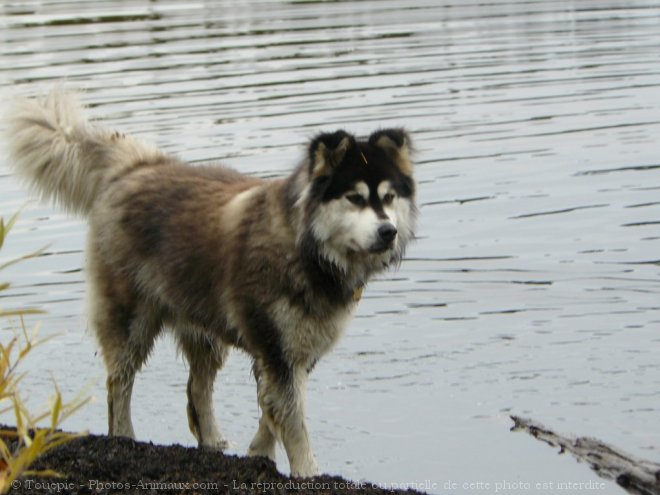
[0, 212, 88, 493]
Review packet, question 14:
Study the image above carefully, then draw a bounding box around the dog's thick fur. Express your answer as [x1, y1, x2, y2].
[6, 90, 416, 477]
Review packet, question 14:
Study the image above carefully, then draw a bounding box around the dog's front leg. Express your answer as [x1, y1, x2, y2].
[248, 362, 277, 461]
[281, 365, 319, 477]
[255, 363, 319, 477]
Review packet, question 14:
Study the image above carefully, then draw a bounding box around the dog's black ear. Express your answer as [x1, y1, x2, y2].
[369, 128, 412, 176]
[309, 130, 354, 179]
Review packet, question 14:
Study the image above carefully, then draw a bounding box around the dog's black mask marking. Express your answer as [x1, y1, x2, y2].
[312, 129, 414, 203]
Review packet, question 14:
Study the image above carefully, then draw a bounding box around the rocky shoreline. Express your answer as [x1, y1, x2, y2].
[9, 431, 426, 495]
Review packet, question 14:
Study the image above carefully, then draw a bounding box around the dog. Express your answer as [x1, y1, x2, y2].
[6, 90, 417, 477]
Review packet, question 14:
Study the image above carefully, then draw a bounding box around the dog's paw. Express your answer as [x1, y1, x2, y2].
[247, 444, 276, 462]
[201, 437, 234, 451]
[290, 459, 320, 478]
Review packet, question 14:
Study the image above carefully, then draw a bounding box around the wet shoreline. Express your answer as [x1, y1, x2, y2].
[8, 429, 425, 495]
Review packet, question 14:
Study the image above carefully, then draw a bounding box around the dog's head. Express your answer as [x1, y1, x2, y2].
[301, 128, 416, 275]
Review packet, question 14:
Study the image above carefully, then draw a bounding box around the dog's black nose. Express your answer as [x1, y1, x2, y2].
[378, 223, 397, 244]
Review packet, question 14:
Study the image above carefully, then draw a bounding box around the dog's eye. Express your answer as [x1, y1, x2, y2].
[382, 193, 396, 205]
[346, 194, 366, 207]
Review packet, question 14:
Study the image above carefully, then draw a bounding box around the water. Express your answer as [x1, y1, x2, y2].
[1, 1, 659, 493]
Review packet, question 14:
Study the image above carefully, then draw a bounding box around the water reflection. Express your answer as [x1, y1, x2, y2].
[1, 0, 660, 492]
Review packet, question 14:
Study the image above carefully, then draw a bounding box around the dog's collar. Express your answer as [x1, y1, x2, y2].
[352, 285, 364, 302]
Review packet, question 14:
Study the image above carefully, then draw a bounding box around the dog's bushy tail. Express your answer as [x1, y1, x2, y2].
[5, 89, 166, 216]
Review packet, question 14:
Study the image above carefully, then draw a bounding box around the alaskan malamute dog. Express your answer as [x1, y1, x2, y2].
[6, 90, 416, 477]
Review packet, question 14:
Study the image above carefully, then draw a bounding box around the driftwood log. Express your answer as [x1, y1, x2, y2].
[511, 416, 660, 495]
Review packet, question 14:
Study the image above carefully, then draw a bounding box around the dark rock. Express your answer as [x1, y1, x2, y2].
[8, 431, 425, 495]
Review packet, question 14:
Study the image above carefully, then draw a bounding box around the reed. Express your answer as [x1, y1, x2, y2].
[0, 212, 88, 493]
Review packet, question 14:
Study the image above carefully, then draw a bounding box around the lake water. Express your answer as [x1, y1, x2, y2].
[1, 1, 659, 493]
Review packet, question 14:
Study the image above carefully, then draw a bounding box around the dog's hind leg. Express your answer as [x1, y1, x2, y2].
[94, 298, 162, 439]
[178, 331, 230, 450]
